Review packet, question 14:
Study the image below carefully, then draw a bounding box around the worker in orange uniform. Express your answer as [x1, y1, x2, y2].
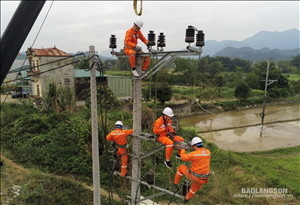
[106, 121, 133, 177]
[173, 137, 211, 203]
[153, 107, 184, 168]
[124, 18, 150, 77]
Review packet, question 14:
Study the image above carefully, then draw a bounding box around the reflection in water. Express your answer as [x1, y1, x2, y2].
[181, 104, 300, 152]
[233, 127, 247, 136]
[182, 104, 299, 131]
[199, 121, 299, 152]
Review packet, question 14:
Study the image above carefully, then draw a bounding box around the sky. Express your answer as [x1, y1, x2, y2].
[1, 1, 299, 55]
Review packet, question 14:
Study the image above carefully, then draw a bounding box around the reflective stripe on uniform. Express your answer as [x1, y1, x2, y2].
[177, 171, 183, 176]
[193, 153, 211, 156]
[190, 189, 196, 194]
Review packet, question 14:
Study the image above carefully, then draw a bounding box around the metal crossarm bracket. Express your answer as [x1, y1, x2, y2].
[114, 171, 185, 201]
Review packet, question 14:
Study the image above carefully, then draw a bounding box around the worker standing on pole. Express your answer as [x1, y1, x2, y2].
[173, 137, 211, 203]
[124, 18, 150, 77]
[153, 107, 184, 168]
[106, 121, 133, 177]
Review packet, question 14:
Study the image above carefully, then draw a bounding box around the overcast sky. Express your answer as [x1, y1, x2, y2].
[1, 1, 299, 54]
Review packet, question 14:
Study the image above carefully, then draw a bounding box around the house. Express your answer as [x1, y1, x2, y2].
[26, 46, 74, 97]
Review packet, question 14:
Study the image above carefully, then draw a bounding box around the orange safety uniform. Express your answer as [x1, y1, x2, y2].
[174, 148, 211, 201]
[124, 26, 150, 71]
[153, 116, 184, 161]
[106, 128, 133, 177]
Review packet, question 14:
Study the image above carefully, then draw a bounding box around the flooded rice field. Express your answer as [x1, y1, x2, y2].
[181, 103, 300, 152]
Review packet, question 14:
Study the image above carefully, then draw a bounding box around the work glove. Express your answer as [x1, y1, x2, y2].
[172, 131, 177, 136]
[165, 127, 169, 132]
[146, 42, 150, 49]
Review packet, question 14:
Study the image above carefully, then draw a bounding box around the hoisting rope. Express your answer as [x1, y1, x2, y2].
[133, 0, 142, 16]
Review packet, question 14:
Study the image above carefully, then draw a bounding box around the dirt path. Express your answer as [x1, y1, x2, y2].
[0, 154, 121, 202]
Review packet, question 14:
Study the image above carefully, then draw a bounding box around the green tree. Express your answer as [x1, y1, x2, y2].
[115, 49, 131, 70]
[142, 83, 172, 105]
[84, 84, 119, 111]
[173, 57, 198, 85]
[234, 83, 251, 101]
[290, 55, 300, 70]
[42, 81, 77, 113]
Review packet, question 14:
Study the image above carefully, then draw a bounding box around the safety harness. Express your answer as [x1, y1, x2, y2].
[187, 169, 209, 185]
[115, 142, 129, 157]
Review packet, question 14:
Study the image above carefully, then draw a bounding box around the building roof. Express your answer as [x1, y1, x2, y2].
[27, 46, 71, 57]
[8, 65, 29, 73]
[74, 69, 106, 78]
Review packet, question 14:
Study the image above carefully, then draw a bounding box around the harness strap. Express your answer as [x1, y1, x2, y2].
[116, 143, 128, 149]
[187, 169, 209, 185]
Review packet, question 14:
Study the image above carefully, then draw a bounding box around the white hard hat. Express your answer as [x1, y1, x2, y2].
[163, 107, 174, 117]
[134, 18, 143, 29]
[115, 121, 123, 127]
[191, 137, 203, 146]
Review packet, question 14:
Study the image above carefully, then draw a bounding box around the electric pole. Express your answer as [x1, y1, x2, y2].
[260, 58, 277, 129]
[131, 54, 142, 205]
[89, 45, 101, 205]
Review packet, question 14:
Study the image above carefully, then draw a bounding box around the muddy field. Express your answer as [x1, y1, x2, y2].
[181, 103, 300, 152]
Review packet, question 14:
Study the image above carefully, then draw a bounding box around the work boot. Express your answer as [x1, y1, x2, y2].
[164, 161, 172, 168]
[131, 68, 139, 77]
[176, 154, 181, 159]
[183, 198, 189, 203]
[142, 70, 147, 77]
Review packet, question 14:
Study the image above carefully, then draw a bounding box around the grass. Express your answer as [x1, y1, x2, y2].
[0, 154, 125, 205]
[283, 73, 300, 82]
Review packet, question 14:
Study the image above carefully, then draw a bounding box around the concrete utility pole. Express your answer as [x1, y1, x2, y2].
[89, 46, 101, 205]
[260, 58, 277, 129]
[131, 54, 142, 205]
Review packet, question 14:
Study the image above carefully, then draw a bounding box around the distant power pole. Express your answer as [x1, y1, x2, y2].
[89, 45, 101, 205]
[260, 58, 277, 129]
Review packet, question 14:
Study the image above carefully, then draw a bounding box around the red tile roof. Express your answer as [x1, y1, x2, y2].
[29, 47, 71, 57]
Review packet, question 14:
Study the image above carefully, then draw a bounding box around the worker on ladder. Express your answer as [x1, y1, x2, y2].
[153, 107, 184, 168]
[124, 18, 150, 77]
[173, 137, 211, 203]
[106, 121, 133, 177]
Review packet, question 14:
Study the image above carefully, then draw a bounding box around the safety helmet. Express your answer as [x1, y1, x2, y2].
[191, 137, 203, 147]
[115, 121, 123, 127]
[134, 18, 143, 29]
[163, 107, 174, 117]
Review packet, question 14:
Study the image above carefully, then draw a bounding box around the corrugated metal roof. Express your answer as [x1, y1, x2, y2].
[29, 47, 71, 57]
[8, 65, 29, 73]
[74, 69, 105, 78]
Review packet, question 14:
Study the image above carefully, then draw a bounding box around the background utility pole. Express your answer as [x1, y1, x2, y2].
[260, 58, 277, 129]
[131, 55, 142, 205]
[89, 45, 101, 205]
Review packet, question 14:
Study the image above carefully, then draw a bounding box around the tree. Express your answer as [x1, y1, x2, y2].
[42, 81, 76, 113]
[142, 82, 172, 105]
[234, 83, 251, 101]
[290, 55, 300, 70]
[84, 84, 119, 110]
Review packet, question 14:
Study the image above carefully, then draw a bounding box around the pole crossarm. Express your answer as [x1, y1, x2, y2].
[114, 171, 185, 201]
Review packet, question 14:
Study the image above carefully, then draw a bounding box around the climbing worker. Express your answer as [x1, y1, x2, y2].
[153, 107, 184, 168]
[173, 137, 211, 203]
[124, 18, 150, 77]
[106, 121, 133, 177]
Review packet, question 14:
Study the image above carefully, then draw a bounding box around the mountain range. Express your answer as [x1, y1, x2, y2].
[20, 28, 300, 62]
[99, 28, 300, 62]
